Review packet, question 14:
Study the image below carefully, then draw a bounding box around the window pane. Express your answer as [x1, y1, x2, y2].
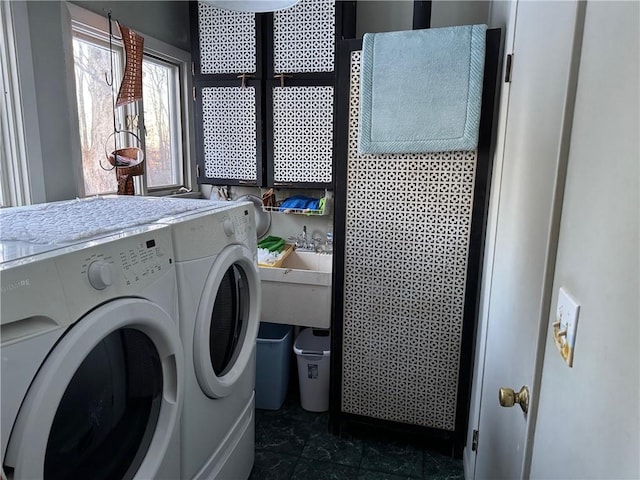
[142, 59, 181, 189]
[72, 37, 119, 196]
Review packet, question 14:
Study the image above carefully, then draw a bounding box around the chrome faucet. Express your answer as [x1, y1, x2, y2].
[289, 225, 317, 251]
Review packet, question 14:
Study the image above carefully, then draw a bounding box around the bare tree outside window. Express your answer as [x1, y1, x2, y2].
[72, 37, 119, 195]
[142, 59, 181, 188]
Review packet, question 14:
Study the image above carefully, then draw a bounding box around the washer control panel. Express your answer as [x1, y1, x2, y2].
[220, 207, 252, 242]
[170, 203, 256, 262]
[118, 237, 167, 288]
[54, 226, 174, 317]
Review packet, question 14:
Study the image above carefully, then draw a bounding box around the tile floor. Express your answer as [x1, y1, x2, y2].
[250, 390, 464, 480]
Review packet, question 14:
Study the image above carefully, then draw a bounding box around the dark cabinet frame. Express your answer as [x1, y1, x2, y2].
[190, 2, 266, 186]
[189, 1, 356, 189]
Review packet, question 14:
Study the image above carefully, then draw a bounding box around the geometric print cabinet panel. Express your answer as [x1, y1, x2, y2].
[273, 0, 336, 74]
[197, 2, 256, 75]
[272, 86, 334, 184]
[201, 86, 257, 181]
[193, 1, 347, 186]
[340, 51, 477, 431]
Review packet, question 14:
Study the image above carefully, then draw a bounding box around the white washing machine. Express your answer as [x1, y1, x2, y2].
[0, 224, 184, 480]
[157, 201, 260, 480]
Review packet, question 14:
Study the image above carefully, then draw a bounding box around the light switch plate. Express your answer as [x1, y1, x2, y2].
[555, 287, 580, 367]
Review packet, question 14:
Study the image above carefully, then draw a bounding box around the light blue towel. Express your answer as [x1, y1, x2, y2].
[359, 25, 487, 154]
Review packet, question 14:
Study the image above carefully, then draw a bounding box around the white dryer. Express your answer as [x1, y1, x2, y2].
[0, 224, 184, 480]
[158, 201, 260, 480]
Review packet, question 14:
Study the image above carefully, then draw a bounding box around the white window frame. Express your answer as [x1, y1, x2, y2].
[138, 52, 184, 193]
[0, 1, 45, 207]
[66, 3, 196, 197]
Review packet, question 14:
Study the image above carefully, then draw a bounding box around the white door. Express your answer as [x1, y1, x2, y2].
[469, 1, 584, 478]
[192, 244, 261, 398]
[4, 298, 183, 480]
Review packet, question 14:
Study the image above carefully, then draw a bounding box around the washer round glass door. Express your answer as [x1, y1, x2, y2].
[193, 244, 260, 399]
[4, 298, 183, 480]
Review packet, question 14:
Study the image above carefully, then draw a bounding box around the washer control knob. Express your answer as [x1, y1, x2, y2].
[223, 218, 235, 237]
[87, 261, 113, 290]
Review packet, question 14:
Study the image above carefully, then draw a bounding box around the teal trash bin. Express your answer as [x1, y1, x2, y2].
[255, 322, 293, 410]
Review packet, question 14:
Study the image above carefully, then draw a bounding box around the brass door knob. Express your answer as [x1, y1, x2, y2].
[499, 385, 529, 413]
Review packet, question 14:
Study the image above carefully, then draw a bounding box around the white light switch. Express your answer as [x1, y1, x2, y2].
[554, 287, 580, 367]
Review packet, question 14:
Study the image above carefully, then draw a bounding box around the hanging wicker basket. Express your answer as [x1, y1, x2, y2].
[116, 23, 144, 108]
[102, 16, 146, 196]
[111, 148, 144, 196]
[107, 147, 144, 172]
[103, 131, 145, 195]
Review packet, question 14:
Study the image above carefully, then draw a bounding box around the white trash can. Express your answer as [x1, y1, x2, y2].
[293, 328, 330, 412]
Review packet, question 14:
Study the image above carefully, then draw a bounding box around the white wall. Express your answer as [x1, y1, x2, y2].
[356, 1, 414, 37]
[356, 0, 490, 38]
[71, 1, 191, 52]
[530, 2, 640, 478]
[430, 1, 489, 28]
[26, 2, 80, 202]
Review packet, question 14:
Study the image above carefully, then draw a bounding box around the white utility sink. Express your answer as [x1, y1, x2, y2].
[279, 250, 333, 272]
[259, 250, 332, 328]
